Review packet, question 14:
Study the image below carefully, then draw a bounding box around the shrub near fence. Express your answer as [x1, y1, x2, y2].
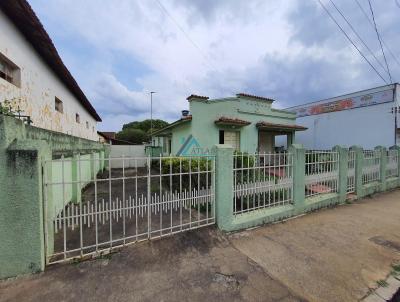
[159, 156, 213, 193]
[233, 152, 293, 215]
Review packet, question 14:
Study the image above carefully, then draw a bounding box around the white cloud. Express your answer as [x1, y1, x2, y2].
[29, 0, 400, 131]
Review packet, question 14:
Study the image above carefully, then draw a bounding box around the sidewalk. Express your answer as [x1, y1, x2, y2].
[1, 189, 400, 302]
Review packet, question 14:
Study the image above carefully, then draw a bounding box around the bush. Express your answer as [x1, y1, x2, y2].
[157, 157, 213, 192]
[234, 151, 267, 184]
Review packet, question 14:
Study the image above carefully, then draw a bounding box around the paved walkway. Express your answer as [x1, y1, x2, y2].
[1, 190, 400, 302]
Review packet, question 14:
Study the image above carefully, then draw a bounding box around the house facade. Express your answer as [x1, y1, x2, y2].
[287, 83, 400, 149]
[0, 1, 101, 141]
[153, 93, 306, 156]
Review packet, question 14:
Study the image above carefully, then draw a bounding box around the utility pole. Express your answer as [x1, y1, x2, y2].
[150, 91, 156, 145]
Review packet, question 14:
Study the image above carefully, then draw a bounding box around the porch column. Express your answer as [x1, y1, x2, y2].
[287, 132, 295, 147]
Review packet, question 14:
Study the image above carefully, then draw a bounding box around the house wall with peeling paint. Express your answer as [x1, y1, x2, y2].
[0, 10, 98, 141]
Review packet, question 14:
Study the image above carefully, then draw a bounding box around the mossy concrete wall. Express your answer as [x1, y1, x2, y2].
[0, 115, 108, 279]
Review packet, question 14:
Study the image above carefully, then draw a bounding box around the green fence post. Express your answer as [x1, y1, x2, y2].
[44, 155, 55, 258]
[376, 146, 387, 192]
[99, 150, 105, 171]
[333, 145, 348, 203]
[289, 144, 305, 212]
[394, 146, 400, 187]
[71, 152, 81, 203]
[213, 144, 234, 231]
[351, 146, 364, 198]
[90, 152, 95, 180]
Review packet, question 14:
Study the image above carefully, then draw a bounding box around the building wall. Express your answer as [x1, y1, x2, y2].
[295, 102, 395, 149]
[0, 11, 98, 140]
[164, 97, 297, 155]
[292, 84, 399, 149]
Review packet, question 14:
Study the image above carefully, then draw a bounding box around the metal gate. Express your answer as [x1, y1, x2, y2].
[43, 154, 215, 265]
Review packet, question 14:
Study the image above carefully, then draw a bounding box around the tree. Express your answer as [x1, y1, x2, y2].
[116, 128, 148, 144]
[122, 119, 169, 133]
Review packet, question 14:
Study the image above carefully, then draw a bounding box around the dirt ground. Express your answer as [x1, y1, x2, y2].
[1, 189, 400, 302]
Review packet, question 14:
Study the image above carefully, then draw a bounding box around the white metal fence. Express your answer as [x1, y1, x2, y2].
[386, 149, 399, 179]
[44, 154, 215, 264]
[233, 152, 293, 215]
[362, 150, 381, 185]
[347, 150, 356, 193]
[305, 150, 339, 198]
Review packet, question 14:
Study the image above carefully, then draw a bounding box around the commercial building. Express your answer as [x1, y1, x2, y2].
[153, 93, 306, 156]
[287, 83, 400, 149]
[0, 0, 101, 140]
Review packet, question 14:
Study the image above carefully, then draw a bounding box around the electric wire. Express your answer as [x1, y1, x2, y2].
[354, 0, 400, 69]
[153, 0, 218, 73]
[367, 0, 393, 83]
[329, 0, 390, 78]
[317, 0, 388, 84]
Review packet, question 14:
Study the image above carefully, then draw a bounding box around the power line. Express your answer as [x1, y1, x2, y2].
[354, 0, 400, 69]
[367, 0, 393, 83]
[317, 0, 388, 84]
[153, 0, 217, 73]
[329, 0, 390, 79]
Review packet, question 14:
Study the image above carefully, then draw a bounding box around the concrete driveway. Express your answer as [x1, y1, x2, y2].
[1, 189, 400, 302]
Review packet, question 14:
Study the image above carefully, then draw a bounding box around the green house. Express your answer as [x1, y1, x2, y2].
[153, 93, 307, 156]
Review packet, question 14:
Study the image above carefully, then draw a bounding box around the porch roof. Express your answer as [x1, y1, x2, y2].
[215, 117, 251, 126]
[256, 121, 307, 132]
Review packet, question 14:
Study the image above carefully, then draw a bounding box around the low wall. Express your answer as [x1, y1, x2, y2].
[0, 115, 108, 279]
[109, 145, 146, 168]
[47, 152, 103, 220]
[214, 144, 400, 232]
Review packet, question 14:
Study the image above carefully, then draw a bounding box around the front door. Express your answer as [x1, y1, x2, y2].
[258, 131, 274, 153]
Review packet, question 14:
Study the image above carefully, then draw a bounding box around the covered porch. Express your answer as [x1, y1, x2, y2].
[256, 121, 307, 153]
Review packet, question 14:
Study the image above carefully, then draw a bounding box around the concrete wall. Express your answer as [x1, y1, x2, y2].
[0, 115, 107, 279]
[109, 145, 146, 168]
[0, 10, 98, 140]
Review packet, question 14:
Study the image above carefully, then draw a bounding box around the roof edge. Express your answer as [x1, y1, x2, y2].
[0, 0, 102, 121]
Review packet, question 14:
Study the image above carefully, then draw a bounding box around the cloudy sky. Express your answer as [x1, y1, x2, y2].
[29, 0, 400, 131]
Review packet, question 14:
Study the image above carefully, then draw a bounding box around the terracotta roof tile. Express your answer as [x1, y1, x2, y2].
[186, 94, 209, 101]
[236, 93, 275, 102]
[256, 122, 307, 131]
[215, 117, 251, 126]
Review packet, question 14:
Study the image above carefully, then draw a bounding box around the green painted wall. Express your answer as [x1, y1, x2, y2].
[0, 115, 107, 279]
